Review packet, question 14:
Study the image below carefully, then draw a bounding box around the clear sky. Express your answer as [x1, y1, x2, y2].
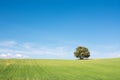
[0, 0, 120, 59]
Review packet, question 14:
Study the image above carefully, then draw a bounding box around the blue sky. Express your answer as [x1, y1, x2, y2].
[0, 0, 120, 59]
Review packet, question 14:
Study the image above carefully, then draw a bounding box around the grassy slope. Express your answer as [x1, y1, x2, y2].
[0, 58, 120, 80]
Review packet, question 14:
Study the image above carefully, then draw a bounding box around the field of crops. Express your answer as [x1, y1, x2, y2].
[0, 58, 120, 80]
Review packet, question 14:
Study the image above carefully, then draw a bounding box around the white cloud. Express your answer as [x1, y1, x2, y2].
[0, 53, 28, 58]
[21, 46, 70, 57]
[0, 53, 8, 57]
[15, 54, 29, 58]
[21, 43, 33, 49]
[89, 44, 120, 58]
[0, 41, 17, 47]
[0, 40, 71, 59]
[1, 41, 119, 59]
[118, 54, 120, 57]
[15, 54, 23, 57]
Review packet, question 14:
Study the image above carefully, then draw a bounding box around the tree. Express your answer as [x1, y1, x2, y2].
[74, 46, 90, 59]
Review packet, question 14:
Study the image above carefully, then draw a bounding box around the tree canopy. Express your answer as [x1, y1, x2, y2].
[74, 46, 90, 59]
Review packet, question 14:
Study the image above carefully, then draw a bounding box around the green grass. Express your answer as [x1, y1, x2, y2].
[0, 58, 120, 80]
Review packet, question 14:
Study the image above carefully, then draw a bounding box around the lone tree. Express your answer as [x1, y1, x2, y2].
[74, 46, 90, 59]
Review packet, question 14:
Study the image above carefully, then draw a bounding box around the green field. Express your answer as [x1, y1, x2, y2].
[0, 58, 120, 80]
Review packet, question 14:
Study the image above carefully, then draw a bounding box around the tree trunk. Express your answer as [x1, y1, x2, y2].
[80, 56, 83, 60]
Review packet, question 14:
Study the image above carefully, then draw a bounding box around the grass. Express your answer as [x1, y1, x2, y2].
[0, 58, 120, 80]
